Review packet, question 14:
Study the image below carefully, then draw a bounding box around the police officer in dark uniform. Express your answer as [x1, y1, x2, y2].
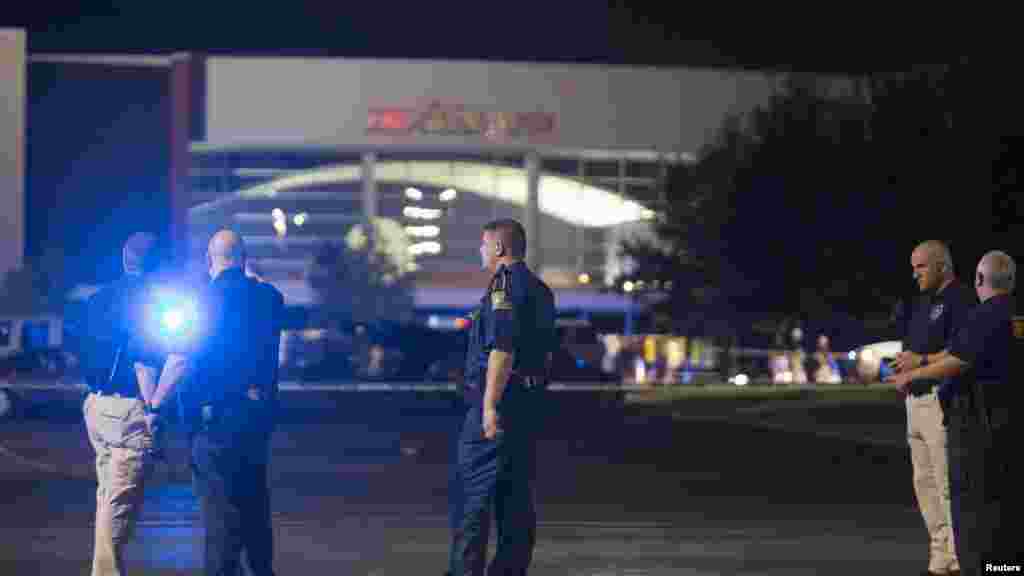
[447, 218, 556, 576]
[887, 250, 1020, 574]
[165, 230, 284, 576]
[890, 241, 974, 576]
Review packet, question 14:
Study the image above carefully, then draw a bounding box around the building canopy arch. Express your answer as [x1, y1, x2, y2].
[192, 159, 653, 229]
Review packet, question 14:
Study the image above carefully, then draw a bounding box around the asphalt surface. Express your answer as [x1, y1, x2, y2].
[0, 388, 928, 575]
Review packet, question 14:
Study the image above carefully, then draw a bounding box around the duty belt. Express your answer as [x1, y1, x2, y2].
[907, 379, 940, 397]
[464, 372, 546, 395]
[947, 379, 1015, 431]
[200, 388, 269, 425]
[91, 389, 142, 400]
[510, 371, 547, 390]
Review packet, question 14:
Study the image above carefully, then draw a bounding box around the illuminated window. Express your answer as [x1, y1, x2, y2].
[231, 161, 653, 228]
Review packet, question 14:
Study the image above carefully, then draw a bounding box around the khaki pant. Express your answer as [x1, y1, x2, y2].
[906, 391, 959, 573]
[83, 393, 154, 576]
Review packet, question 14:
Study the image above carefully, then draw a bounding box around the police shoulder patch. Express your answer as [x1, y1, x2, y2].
[491, 289, 513, 311]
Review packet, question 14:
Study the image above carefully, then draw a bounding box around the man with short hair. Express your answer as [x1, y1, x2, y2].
[891, 240, 973, 576]
[447, 218, 557, 576]
[82, 232, 181, 576]
[887, 250, 1019, 574]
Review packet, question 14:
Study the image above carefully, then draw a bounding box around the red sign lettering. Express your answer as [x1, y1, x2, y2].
[367, 101, 556, 140]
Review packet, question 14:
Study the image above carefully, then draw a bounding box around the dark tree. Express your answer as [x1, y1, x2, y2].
[620, 63, 1020, 344]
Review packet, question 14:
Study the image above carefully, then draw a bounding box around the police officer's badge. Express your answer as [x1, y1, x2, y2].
[930, 304, 944, 322]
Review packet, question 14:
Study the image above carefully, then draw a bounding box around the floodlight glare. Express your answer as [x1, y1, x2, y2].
[146, 289, 199, 347]
[162, 307, 187, 333]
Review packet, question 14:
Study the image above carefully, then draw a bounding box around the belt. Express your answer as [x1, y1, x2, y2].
[907, 379, 939, 397]
[199, 393, 269, 425]
[91, 389, 142, 400]
[464, 373, 546, 395]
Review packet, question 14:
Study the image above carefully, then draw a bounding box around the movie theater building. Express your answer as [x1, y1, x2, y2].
[184, 57, 783, 317]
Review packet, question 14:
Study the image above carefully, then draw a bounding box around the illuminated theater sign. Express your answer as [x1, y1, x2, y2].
[368, 100, 556, 140]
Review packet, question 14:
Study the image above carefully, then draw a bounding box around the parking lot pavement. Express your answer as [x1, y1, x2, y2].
[1, 390, 925, 574]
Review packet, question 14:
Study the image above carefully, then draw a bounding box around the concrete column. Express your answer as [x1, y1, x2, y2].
[0, 29, 26, 278]
[618, 157, 627, 198]
[490, 157, 500, 221]
[361, 151, 378, 247]
[576, 158, 586, 272]
[657, 153, 668, 207]
[523, 151, 541, 271]
[169, 53, 193, 266]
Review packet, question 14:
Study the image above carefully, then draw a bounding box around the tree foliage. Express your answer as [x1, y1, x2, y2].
[306, 219, 416, 331]
[0, 247, 67, 315]
[622, 64, 1020, 338]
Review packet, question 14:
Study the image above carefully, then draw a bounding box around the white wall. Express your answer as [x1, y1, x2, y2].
[0, 29, 25, 278]
[205, 57, 782, 155]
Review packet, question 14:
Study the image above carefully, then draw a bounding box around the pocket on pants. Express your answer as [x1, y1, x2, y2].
[94, 399, 151, 451]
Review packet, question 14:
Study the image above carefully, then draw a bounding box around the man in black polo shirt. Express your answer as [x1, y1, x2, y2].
[887, 250, 1019, 574]
[890, 240, 974, 576]
[82, 232, 182, 576]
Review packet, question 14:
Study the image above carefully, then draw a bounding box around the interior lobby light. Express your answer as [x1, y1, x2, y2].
[234, 161, 653, 228]
[408, 241, 442, 255]
[405, 225, 441, 238]
[403, 206, 443, 220]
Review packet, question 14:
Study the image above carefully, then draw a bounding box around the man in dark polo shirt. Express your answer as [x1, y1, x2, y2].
[890, 240, 975, 576]
[81, 232, 183, 576]
[888, 249, 1019, 574]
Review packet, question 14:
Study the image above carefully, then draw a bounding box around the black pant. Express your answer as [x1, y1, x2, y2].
[450, 388, 541, 576]
[191, 402, 275, 576]
[447, 401, 469, 575]
[947, 422, 1022, 575]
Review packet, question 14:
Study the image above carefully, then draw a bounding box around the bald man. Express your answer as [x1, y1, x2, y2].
[887, 250, 1019, 574]
[163, 230, 284, 576]
[890, 240, 974, 576]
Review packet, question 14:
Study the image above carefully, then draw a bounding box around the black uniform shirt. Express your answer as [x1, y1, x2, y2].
[464, 262, 556, 393]
[947, 294, 1017, 429]
[905, 280, 975, 391]
[189, 268, 284, 410]
[949, 294, 1014, 383]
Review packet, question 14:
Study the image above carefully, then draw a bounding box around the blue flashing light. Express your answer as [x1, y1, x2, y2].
[147, 289, 199, 345]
